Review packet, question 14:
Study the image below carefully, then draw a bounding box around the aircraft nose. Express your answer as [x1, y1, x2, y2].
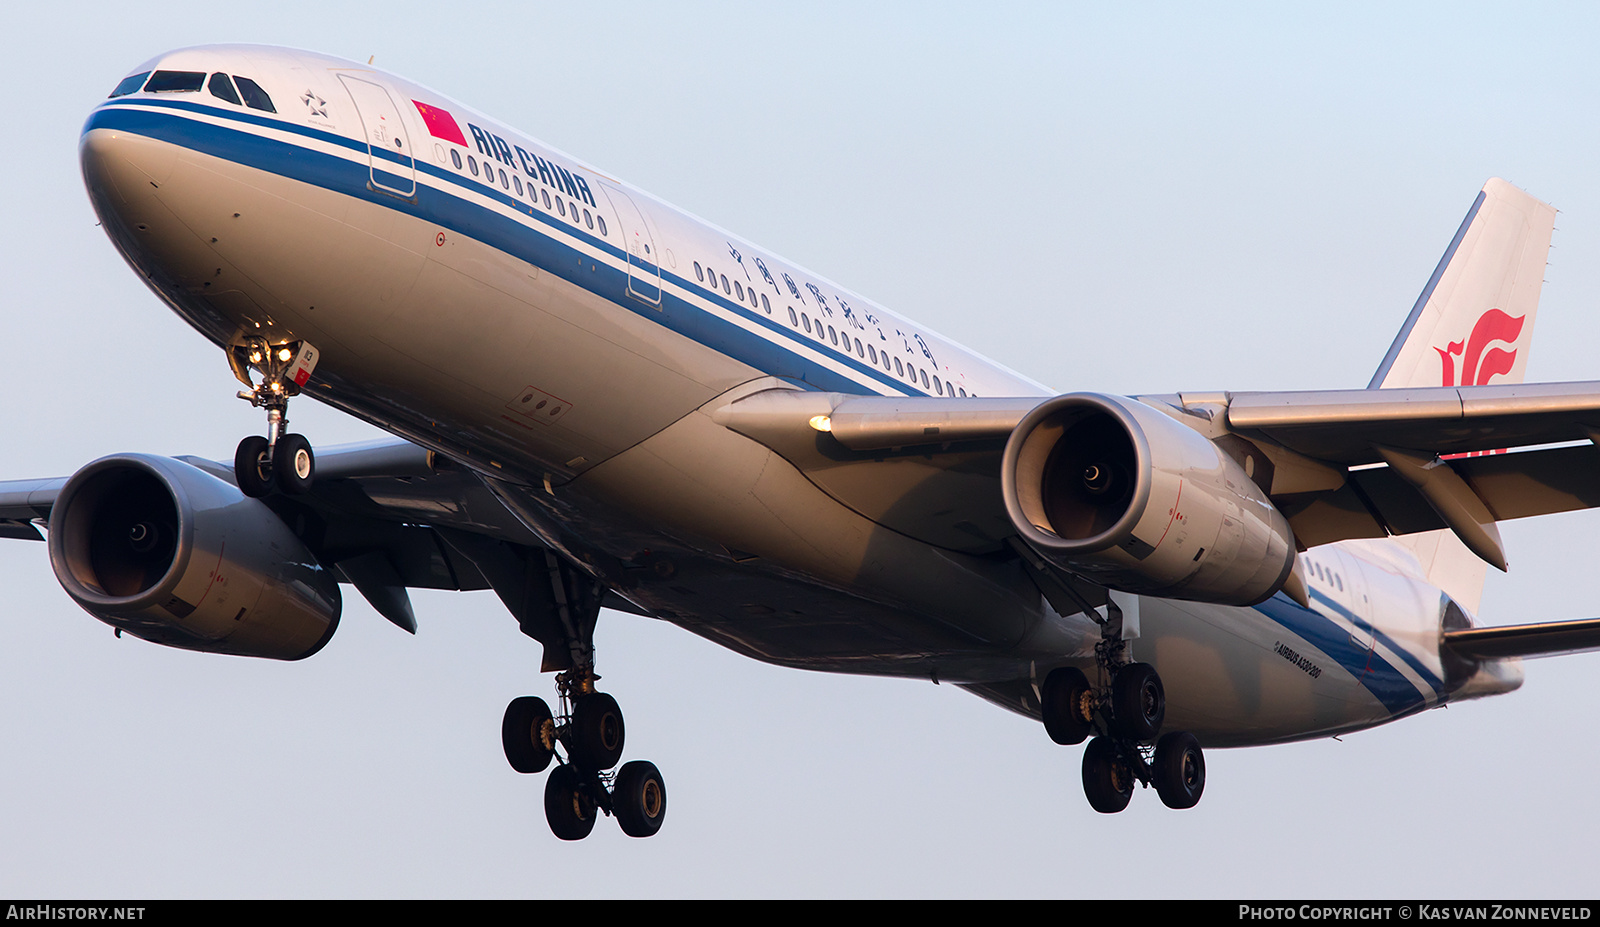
[77, 120, 213, 303]
[80, 124, 177, 220]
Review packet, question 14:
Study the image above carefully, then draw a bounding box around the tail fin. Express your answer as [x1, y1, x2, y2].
[1369, 178, 1555, 390]
[1370, 178, 1557, 612]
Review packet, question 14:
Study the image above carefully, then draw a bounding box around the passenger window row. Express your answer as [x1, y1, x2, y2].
[1309, 560, 1345, 593]
[690, 259, 968, 396]
[691, 262, 769, 315]
[445, 148, 608, 238]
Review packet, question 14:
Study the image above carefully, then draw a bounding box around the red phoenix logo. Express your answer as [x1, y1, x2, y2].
[1438, 308, 1526, 459]
[1436, 308, 1526, 387]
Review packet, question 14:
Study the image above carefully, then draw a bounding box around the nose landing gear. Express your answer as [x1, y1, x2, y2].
[229, 337, 319, 497]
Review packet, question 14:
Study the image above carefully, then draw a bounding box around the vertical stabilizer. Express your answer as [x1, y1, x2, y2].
[1369, 179, 1557, 613]
[1369, 178, 1555, 391]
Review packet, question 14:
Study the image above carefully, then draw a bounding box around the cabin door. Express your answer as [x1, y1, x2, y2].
[338, 74, 416, 198]
[600, 183, 662, 305]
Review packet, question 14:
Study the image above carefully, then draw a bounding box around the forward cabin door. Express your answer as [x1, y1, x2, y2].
[338, 74, 416, 198]
[600, 183, 662, 306]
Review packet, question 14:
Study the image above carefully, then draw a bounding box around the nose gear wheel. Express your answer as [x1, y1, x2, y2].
[228, 337, 319, 497]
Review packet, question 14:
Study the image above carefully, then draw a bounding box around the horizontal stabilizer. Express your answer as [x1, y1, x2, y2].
[1443, 618, 1600, 660]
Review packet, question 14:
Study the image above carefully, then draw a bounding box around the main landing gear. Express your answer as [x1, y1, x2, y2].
[1040, 600, 1206, 813]
[502, 668, 666, 839]
[229, 336, 320, 498]
[459, 542, 667, 841]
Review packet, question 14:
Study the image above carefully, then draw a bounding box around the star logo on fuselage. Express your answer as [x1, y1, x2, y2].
[301, 90, 329, 119]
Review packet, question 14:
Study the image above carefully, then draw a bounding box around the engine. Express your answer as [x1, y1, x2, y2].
[46, 454, 341, 660]
[1002, 393, 1297, 606]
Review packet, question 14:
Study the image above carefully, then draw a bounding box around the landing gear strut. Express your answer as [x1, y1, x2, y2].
[488, 549, 666, 840]
[229, 336, 319, 497]
[1041, 595, 1206, 813]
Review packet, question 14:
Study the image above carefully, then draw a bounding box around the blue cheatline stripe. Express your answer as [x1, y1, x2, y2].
[1254, 593, 1433, 716]
[93, 96, 362, 155]
[1366, 189, 1488, 388]
[371, 144, 412, 172]
[371, 167, 413, 194]
[118, 98, 933, 396]
[1306, 586, 1444, 693]
[86, 100, 930, 399]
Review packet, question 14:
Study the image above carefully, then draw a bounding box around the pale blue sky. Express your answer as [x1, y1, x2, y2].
[2, 2, 1597, 897]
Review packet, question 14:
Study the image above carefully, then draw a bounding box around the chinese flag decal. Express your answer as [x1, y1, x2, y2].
[413, 100, 468, 147]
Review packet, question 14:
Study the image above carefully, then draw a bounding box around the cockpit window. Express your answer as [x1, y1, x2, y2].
[233, 76, 276, 113]
[145, 70, 206, 93]
[108, 72, 152, 98]
[207, 72, 241, 105]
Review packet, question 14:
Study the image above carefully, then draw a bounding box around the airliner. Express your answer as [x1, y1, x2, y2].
[15, 43, 1600, 839]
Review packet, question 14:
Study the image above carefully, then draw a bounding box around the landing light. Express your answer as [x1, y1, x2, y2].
[808, 415, 832, 433]
[277, 348, 292, 362]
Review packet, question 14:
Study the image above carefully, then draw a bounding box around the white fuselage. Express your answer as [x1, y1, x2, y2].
[78, 44, 1522, 749]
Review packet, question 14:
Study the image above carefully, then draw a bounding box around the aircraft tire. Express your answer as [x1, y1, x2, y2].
[273, 433, 315, 495]
[1081, 737, 1133, 814]
[544, 764, 597, 841]
[234, 435, 274, 497]
[613, 760, 667, 838]
[502, 696, 556, 774]
[1111, 662, 1165, 742]
[1041, 666, 1093, 745]
[1153, 731, 1205, 810]
[569, 692, 625, 771]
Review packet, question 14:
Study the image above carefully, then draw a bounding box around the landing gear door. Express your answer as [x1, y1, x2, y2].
[600, 183, 662, 306]
[338, 74, 416, 199]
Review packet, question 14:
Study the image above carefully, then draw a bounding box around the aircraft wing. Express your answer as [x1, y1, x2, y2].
[24, 381, 1600, 570]
[712, 380, 1600, 565]
[783, 380, 1600, 460]
[0, 479, 62, 539]
[1217, 381, 1600, 464]
[0, 438, 651, 641]
[14, 377, 1599, 642]
[1145, 382, 1600, 553]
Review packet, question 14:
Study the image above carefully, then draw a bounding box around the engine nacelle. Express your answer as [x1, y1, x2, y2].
[47, 454, 341, 660]
[1002, 393, 1297, 606]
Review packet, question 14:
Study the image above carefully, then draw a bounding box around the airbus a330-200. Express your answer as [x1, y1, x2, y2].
[17, 44, 1600, 839]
